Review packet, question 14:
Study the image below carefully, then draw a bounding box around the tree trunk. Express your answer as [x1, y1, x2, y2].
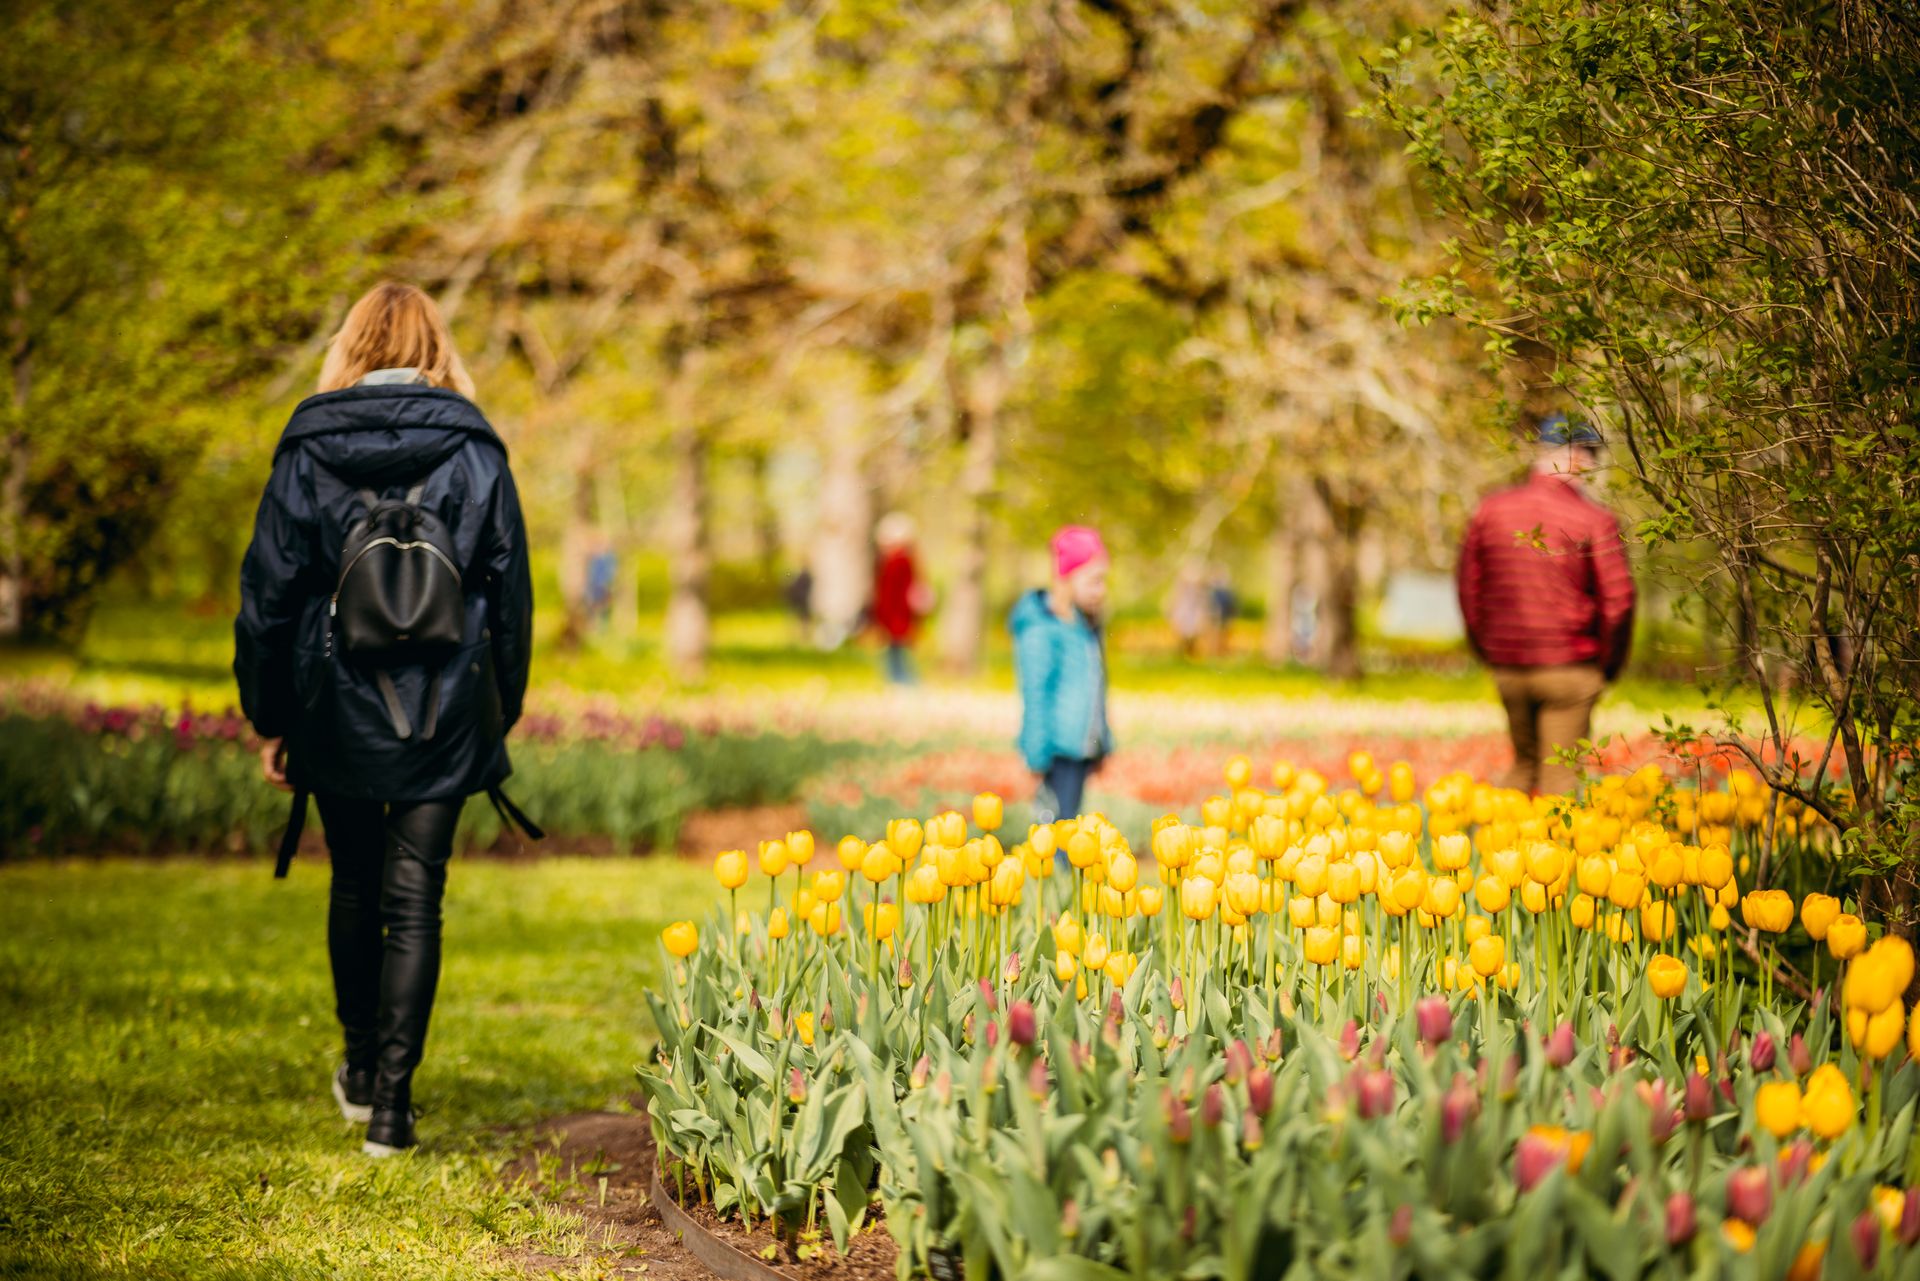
[1, 232, 29, 640]
[748, 447, 780, 578]
[808, 368, 873, 649]
[662, 377, 710, 677]
[1262, 504, 1296, 665]
[939, 362, 1000, 673]
[1297, 476, 1332, 668]
[555, 443, 598, 650]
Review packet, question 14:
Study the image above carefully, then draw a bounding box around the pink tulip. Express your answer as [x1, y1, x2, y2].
[1225, 1039, 1253, 1085]
[1247, 1067, 1274, 1118]
[1683, 1071, 1714, 1122]
[1726, 1167, 1771, 1225]
[1544, 1021, 1576, 1068]
[1339, 1020, 1362, 1061]
[1789, 1033, 1812, 1077]
[1201, 1082, 1226, 1128]
[1514, 1132, 1565, 1192]
[1665, 1191, 1696, 1246]
[1415, 996, 1453, 1047]
[1389, 1205, 1413, 1247]
[1749, 1031, 1776, 1073]
[1852, 1208, 1880, 1269]
[1356, 1068, 1396, 1120]
[1027, 1055, 1049, 1101]
[1900, 1188, 1920, 1247]
[1442, 1076, 1479, 1143]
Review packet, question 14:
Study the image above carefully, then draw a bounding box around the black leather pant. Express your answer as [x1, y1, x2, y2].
[315, 794, 462, 1113]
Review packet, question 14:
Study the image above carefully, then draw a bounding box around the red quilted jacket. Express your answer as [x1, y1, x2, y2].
[1456, 472, 1636, 677]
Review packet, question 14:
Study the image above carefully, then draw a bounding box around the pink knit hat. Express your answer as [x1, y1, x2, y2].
[1050, 525, 1108, 580]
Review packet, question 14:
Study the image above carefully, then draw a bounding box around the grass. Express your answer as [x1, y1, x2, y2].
[4, 597, 1720, 716]
[0, 855, 720, 1279]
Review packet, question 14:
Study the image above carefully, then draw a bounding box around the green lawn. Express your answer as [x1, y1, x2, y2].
[0, 856, 719, 1279]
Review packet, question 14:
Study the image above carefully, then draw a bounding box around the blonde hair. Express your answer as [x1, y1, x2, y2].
[317, 282, 476, 398]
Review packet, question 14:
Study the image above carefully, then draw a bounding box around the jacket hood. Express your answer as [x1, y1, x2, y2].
[1009, 588, 1057, 636]
[275, 384, 504, 487]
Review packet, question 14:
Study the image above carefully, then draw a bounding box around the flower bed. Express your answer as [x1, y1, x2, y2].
[0, 689, 866, 857]
[641, 756, 1920, 1279]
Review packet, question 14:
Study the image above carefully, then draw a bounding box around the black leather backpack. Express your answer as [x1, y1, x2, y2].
[332, 484, 465, 740]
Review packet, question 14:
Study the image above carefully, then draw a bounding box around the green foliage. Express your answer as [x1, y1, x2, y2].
[1, 1, 412, 638]
[1375, 0, 1920, 895]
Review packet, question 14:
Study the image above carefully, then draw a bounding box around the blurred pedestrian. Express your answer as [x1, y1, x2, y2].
[1457, 413, 1635, 794]
[234, 282, 537, 1157]
[1168, 564, 1207, 659]
[1208, 567, 1238, 656]
[872, 512, 924, 685]
[1012, 525, 1114, 826]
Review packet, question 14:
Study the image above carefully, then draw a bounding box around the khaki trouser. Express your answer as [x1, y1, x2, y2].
[1491, 663, 1605, 796]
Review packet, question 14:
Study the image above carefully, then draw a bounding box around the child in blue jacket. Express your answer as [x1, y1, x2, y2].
[1011, 526, 1114, 824]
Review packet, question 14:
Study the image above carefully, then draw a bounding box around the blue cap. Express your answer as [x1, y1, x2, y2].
[1538, 412, 1602, 447]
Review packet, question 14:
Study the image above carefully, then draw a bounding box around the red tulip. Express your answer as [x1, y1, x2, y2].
[1900, 1188, 1920, 1247]
[1749, 1031, 1776, 1073]
[1339, 1020, 1362, 1061]
[1851, 1209, 1880, 1269]
[1356, 1068, 1395, 1120]
[1683, 1071, 1714, 1122]
[1225, 1039, 1253, 1085]
[1788, 1033, 1812, 1077]
[1007, 999, 1036, 1048]
[1665, 1191, 1697, 1246]
[1726, 1167, 1772, 1225]
[1247, 1066, 1274, 1118]
[1442, 1076, 1479, 1143]
[1389, 1205, 1413, 1247]
[1201, 1082, 1226, 1128]
[1165, 1088, 1192, 1143]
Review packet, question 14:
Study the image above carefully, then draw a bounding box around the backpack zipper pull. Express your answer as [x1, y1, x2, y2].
[329, 595, 338, 617]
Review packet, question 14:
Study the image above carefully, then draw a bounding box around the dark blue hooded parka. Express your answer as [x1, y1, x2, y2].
[234, 384, 532, 805]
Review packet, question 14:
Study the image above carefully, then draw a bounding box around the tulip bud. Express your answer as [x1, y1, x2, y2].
[910, 1054, 930, 1089]
[1749, 1031, 1776, 1073]
[1241, 1107, 1263, 1151]
[1442, 1076, 1478, 1143]
[1165, 1088, 1192, 1143]
[1339, 1020, 1362, 1061]
[1108, 989, 1124, 1020]
[978, 978, 998, 1014]
[1415, 996, 1453, 1047]
[1247, 1066, 1274, 1118]
[1355, 1068, 1395, 1120]
[1788, 1032, 1812, 1077]
[1544, 1021, 1576, 1069]
[1388, 1205, 1414, 1248]
[1265, 1028, 1284, 1062]
[788, 1067, 807, 1104]
[1008, 1000, 1036, 1048]
[1514, 1133, 1561, 1192]
[1170, 977, 1185, 1010]
[1153, 1016, 1171, 1050]
[1777, 1140, 1814, 1187]
[1665, 1191, 1697, 1246]
[1225, 1039, 1253, 1085]
[1852, 1208, 1880, 1270]
[985, 1020, 999, 1049]
[1684, 1071, 1714, 1122]
[1027, 1055, 1050, 1101]
[1899, 1188, 1920, 1247]
[1002, 951, 1021, 985]
[898, 955, 915, 989]
[932, 1070, 952, 1104]
[1201, 1083, 1226, 1128]
[1726, 1166, 1772, 1225]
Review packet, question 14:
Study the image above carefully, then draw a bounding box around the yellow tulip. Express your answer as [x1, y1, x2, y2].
[861, 843, 902, 884]
[1846, 936, 1912, 1013]
[1303, 925, 1339, 966]
[786, 830, 815, 865]
[1646, 953, 1687, 999]
[1180, 875, 1219, 921]
[1426, 877, 1462, 920]
[863, 901, 899, 940]
[662, 920, 699, 958]
[768, 907, 790, 940]
[1607, 870, 1646, 911]
[1569, 894, 1596, 930]
[1697, 843, 1733, 889]
[988, 857, 1025, 907]
[1574, 855, 1611, 898]
[1473, 875, 1510, 914]
[1393, 866, 1429, 912]
[1225, 870, 1263, 917]
[1854, 999, 1905, 1060]
[1053, 913, 1082, 956]
[807, 900, 842, 936]
[1464, 914, 1491, 945]
[1827, 914, 1866, 960]
[1294, 853, 1328, 898]
[812, 869, 846, 902]
[1800, 1063, 1855, 1139]
[1908, 1005, 1920, 1062]
[1647, 847, 1684, 890]
[887, 818, 924, 861]
[1342, 933, 1364, 970]
[972, 793, 1004, 833]
[714, 849, 749, 890]
[1525, 841, 1566, 885]
[1135, 884, 1165, 918]
[1740, 888, 1795, 934]
[1433, 833, 1472, 871]
[793, 1010, 815, 1046]
[1055, 950, 1077, 984]
[1469, 934, 1505, 978]
[1520, 880, 1548, 915]
[1640, 900, 1676, 943]
[1800, 893, 1840, 942]
[906, 863, 945, 904]
[1378, 830, 1414, 869]
[757, 840, 789, 878]
[1029, 823, 1058, 859]
[1755, 1081, 1802, 1138]
[836, 835, 868, 870]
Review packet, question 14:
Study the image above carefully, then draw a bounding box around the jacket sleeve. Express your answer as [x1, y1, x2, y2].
[483, 462, 534, 732]
[1455, 509, 1486, 660]
[233, 451, 315, 739]
[1592, 512, 1636, 681]
[1014, 621, 1058, 774]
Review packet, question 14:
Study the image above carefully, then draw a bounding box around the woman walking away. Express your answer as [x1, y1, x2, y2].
[234, 282, 535, 1156]
[1012, 526, 1113, 827]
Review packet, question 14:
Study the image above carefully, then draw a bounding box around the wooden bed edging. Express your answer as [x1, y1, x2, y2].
[648, 1161, 794, 1281]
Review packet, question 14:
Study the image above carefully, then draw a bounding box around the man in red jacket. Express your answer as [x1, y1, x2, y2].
[1457, 414, 1636, 795]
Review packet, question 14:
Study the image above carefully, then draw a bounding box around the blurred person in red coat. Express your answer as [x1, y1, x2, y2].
[1457, 413, 1636, 795]
[872, 512, 928, 685]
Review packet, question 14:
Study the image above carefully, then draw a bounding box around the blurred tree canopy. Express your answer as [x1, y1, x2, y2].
[1379, 0, 1920, 900]
[12, 0, 1503, 673]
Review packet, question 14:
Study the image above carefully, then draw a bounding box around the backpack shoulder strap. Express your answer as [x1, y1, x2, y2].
[405, 483, 426, 506]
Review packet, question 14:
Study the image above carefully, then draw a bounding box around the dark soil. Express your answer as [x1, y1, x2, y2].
[504, 1105, 897, 1281]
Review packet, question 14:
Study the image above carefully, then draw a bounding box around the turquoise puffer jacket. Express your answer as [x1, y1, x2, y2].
[1010, 589, 1113, 773]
